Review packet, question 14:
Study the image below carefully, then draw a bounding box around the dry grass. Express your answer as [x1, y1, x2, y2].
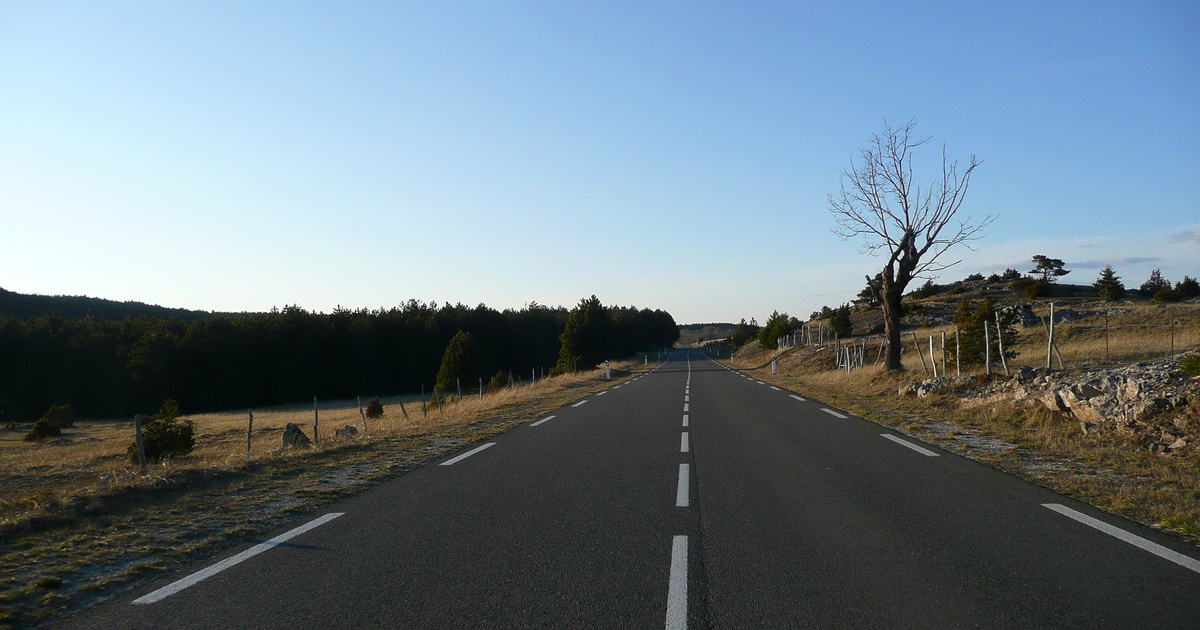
[0, 363, 645, 628]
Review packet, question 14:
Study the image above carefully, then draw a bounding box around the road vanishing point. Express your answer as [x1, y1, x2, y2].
[60, 351, 1200, 628]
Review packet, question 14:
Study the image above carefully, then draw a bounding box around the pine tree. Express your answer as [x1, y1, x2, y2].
[1140, 268, 1171, 295]
[829, 304, 853, 339]
[553, 295, 611, 374]
[1175, 275, 1199, 298]
[1030, 255, 1070, 283]
[436, 330, 479, 391]
[1092, 265, 1126, 301]
[951, 297, 1018, 367]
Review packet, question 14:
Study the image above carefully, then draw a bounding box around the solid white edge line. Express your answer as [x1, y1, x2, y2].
[1043, 503, 1200, 574]
[880, 433, 939, 457]
[681, 432, 689, 453]
[530, 415, 556, 427]
[789, 394, 806, 402]
[132, 512, 345, 604]
[821, 408, 848, 419]
[676, 464, 690, 507]
[666, 535, 688, 630]
[439, 442, 497, 466]
[572, 400, 589, 407]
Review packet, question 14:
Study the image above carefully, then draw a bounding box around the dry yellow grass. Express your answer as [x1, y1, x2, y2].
[0, 362, 648, 627]
[0, 368, 619, 534]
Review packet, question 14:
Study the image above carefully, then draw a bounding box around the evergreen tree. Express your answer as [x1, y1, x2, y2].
[1140, 268, 1171, 295]
[730, 318, 760, 347]
[436, 330, 479, 391]
[553, 296, 611, 374]
[1030, 255, 1070, 283]
[951, 297, 1018, 367]
[1092, 265, 1126, 301]
[855, 274, 883, 308]
[829, 304, 853, 339]
[1176, 275, 1200, 298]
[128, 399, 194, 463]
[757, 311, 796, 349]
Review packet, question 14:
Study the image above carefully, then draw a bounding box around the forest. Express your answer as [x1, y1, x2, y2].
[0, 296, 678, 422]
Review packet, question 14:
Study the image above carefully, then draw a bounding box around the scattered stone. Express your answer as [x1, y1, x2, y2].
[282, 423, 313, 449]
[335, 425, 359, 438]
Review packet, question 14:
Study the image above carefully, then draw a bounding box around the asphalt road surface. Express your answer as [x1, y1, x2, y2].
[58, 351, 1200, 628]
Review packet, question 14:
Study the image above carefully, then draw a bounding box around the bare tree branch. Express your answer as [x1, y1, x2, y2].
[828, 119, 995, 370]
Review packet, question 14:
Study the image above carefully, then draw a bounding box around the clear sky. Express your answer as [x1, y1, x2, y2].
[2, 1, 1197, 324]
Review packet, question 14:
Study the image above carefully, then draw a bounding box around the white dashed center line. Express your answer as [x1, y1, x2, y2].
[665, 536, 688, 630]
[676, 464, 690, 507]
[680, 432, 689, 453]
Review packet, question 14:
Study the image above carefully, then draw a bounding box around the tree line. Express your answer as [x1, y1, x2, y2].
[0, 297, 679, 423]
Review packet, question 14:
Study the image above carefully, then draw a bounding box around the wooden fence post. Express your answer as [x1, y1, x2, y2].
[985, 322, 992, 376]
[910, 332, 929, 375]
[929, 335, 938, 378]
[134, 414, 147, 472]
[396, 396, 408, 419]
[995, 312, 1010, 376]
[357, 396, 369, 432]
[1047, 302, 1055, 371]
[941, 332, 947, 377]
[421, 385, 427, 417]
[479, 377, 484, 399]
[456, 378, 462, 401]
[313, 397, 319, 445]
[246, 410, 254, 456]
[955, 327, 961, 377]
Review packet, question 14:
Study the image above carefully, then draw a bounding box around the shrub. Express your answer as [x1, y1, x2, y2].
[41, 404, 74, 429]
[1010, 277, 1046, 299]
[1176, 276, 1200, 298]
[951, 297, 1019, 367]
[1153, 289, 1182, 304]
[987, 273, 1001, 283]
[364, 397, 384, 419]
[487, 369, 510, 393]
[127, 399, 194, 464]
[24, 418, 61, 442]
[1001, 268, 1022, 281]
[1182, 354, 1200, 378]
[964, 273, 984, 282]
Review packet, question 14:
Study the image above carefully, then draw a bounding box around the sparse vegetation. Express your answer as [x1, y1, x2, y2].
[364, 397, 384, 419]
[127, 399, 194, 464]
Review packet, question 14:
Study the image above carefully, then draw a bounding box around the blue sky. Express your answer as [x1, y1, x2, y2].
[2, 1, 1197, 324]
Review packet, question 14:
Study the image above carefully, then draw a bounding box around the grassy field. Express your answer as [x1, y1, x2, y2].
[729, 298, 1200, 548]
[0, 362, 647, 629]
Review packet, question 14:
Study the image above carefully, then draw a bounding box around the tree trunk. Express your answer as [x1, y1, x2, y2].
[882, 288, 904, 371]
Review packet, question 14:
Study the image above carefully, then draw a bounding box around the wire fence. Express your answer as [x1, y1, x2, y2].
[787, 302, 1200, 376]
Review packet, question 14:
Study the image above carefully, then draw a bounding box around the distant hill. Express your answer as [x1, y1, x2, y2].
[677, 322, 736, 346]
[0, 287, 225, 321]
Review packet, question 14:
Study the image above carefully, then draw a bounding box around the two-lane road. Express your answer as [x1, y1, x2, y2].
[60, 351, 1200, 628]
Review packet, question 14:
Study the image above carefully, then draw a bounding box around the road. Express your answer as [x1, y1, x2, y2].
[59, 350, 1200, 628]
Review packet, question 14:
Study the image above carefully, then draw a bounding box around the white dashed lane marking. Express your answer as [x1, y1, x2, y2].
[880, 434, 939, 457]
[821, 409, 848, 419]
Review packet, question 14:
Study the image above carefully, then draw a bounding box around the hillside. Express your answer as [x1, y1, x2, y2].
[0, 287, 225, 322]
[677, 322, 736, 346]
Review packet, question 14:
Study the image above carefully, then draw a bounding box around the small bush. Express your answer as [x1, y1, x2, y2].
[987, 273, 1001, 283]
[24, 418, 61, 442]
[1001, 268, 1022, 281]
[41, 404, 74, 429]
[487, 369, 510, 393]
[1153, 289, 1182, 304]
[365, 397, 384, 419]
[1182, 354, 1200, 378]
[34, 577, 63, 590]
[964, 273, 984, 282]
[128, 399, 194, 464]
[1010, 277, 1046, 299]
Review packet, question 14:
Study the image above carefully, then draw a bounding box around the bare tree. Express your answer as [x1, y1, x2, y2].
[830, 119, 993, 371]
